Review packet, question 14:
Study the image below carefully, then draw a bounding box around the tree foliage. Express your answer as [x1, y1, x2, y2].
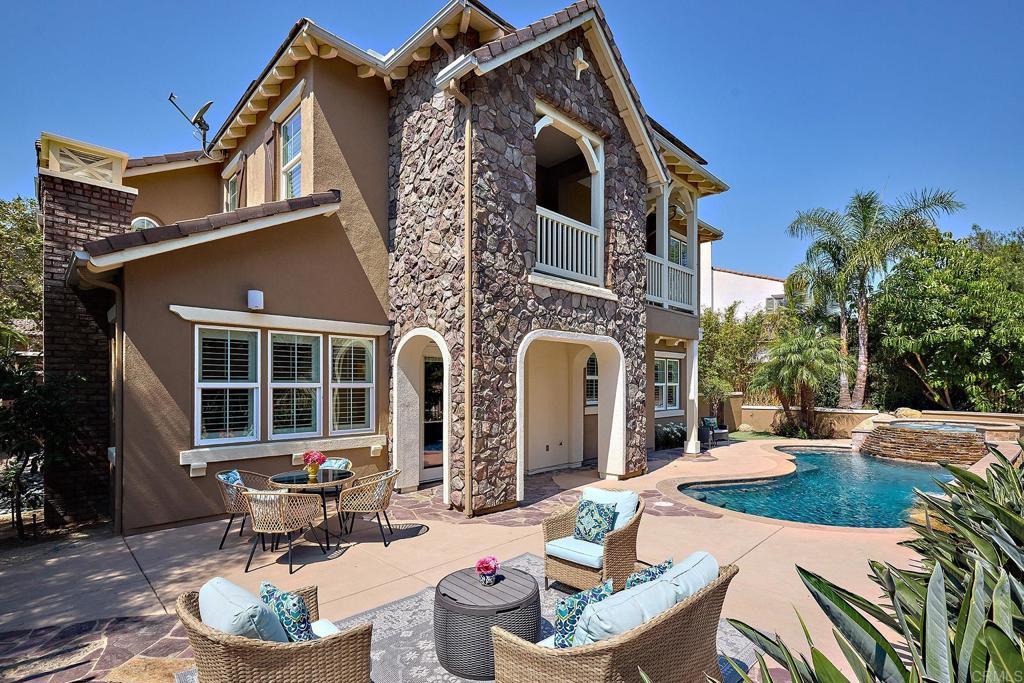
[698, 304, 777, 416]
[873, 234, 1024, 412]
[0, 197, 42, 347]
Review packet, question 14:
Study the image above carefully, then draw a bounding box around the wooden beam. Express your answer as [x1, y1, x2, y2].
[301, 32, 318, 56]
[439, 23, 458, 39]
[357, 65, 377, 78]
[459, 8, 471, 34]
[228, 125, 247, 138]
[412, 46, 432, 61]
[383, 75, 393, 91]
[287, 45, 311, 61]
[389, 66, 409, 79]
[480, 28, 504, 42]
[237, 114, 257, 126]
[272, 66, 295, 80]
[218, 138, 238, 149]
[319, 45, 338, 59]
[246, 99, 268, 114]
[258, 84, 280, 98]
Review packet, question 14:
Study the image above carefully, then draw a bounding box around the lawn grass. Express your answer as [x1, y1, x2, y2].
[728, 430, 780, 441]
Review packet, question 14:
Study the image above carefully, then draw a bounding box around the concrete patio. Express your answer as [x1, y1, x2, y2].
[0, 440, 919, 681]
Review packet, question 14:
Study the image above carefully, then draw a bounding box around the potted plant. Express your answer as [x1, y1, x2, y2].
[302, 450, 327, 483]
[475, 556, 500, 586]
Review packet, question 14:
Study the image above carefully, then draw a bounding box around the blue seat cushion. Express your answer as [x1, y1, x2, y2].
[321, 457, 351, 470]
[536, 634, 557, 648]
[546, 536, 604, 569]
[218, 469, 242, 486]
[573, 499, 617, 544]
[198, 577, 288, 642]
[554, 580, 612, 648]
[573, 576, 678, 646]
[580, 487, 639, 531]
[660, 551, 719, 603]
[260, 580, 316, 642]
[311, 619, 340, 638]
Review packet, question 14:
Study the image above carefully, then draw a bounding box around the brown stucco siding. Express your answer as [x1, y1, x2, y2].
[126, 163, 223, 226]
[645, 339, 689, 449]
[469, 27, 649, 509]
[119, 214, 389, 532]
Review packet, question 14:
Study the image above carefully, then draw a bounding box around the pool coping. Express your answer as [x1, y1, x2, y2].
[659, 441, 920, 535]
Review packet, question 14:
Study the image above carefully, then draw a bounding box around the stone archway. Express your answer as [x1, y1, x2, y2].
[515, 329, 627, 501]
[393, 328, 452, 503]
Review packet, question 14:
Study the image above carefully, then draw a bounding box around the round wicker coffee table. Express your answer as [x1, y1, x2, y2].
[433, 567, 540, 680]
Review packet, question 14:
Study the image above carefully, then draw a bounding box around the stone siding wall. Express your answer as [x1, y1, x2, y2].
[861, 424, 986, 465]
[468, 28, 649, 510]
[39, 173, 134, 524]
[388, 38, 475, 508]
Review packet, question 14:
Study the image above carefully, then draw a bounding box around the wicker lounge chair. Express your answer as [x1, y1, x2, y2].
[337, 469, 400, 547]
[175, 585, 372, 683]
[543, 492, 645, 593]
[215, 469, 272, 550]
[492, 564, 739, 683]
[242, 491, 326, 574]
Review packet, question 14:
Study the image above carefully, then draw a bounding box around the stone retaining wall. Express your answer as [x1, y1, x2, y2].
[860, 425, 986, 465]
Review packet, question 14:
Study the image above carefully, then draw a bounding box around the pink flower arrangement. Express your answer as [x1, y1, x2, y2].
[302, 450, 327, 466]
[475, 555, 499, 576]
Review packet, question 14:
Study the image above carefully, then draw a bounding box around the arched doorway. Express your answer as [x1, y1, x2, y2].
[515, 329, 627, 501]
[393, 328, 452, 503]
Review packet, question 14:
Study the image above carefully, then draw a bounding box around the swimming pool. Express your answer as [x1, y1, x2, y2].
[681, 447, 952, 528]
[897, 421, 977, 432]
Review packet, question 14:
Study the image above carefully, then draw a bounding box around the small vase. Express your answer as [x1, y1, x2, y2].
[479, 572, 497, 586]
[306, 464, 320, 483]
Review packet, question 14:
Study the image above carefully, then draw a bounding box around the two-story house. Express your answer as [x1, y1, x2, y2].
[38, 0, 728, 533]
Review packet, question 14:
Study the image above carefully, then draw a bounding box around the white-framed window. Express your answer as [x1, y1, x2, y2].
[654, 356, 681, 412]
[669, 232, 688, 268]
[131, 216, 159, 231]
[765, 295, 785, 312]
[269, 332, 321, 439]
[225, 174, 239, 212]
[280, 108, 302, 200]
[195, 326, 260, 445]
[585, 353, 599, 406]
[329, 336, 374, 435]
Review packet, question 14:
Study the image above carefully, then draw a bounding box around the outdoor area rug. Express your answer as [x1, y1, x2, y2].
[174, 553, 757, 683]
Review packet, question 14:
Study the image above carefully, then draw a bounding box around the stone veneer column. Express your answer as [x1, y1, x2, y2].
[39, 172, 135, 525]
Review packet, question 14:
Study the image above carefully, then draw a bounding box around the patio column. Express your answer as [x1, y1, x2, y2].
[686, 192, 698, 305]
[685, 338, 700, 454]
[656, 183, 669, 259]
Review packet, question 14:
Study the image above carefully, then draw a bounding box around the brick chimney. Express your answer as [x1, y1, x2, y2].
[36, 133, 135, 526]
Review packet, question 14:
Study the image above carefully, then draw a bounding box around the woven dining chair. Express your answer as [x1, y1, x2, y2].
[242, 491, 326, 574]
[215, 469, 272, 550]
[337, 469, 401, 548]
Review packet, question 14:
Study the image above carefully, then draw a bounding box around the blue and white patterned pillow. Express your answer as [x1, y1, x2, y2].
[573, 499, 617, 544]
[554, 580, 612, 648]
[625, 558, 674, 589]
[259, 580, 315, 641]
[218, 469, 242, 486]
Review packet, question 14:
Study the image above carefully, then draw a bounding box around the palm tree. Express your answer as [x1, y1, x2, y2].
[750, 328, 841, 433]
[788, 189, 963, 407]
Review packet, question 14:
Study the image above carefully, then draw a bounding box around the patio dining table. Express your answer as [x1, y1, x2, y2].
[268, 469, 354, 547]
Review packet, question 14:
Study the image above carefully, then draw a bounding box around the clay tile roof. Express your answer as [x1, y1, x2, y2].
[125, 150, 206, 169]
[84, 190, 341, 258]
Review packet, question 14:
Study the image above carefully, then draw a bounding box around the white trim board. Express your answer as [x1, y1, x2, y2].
[124, 156, 222, 179]
[528, 272, 618, 301]
[169, 306, 390, 337]
[180, 433, 387, 477]
[86, 201, 340, 271]
[38, 168, 138, 196]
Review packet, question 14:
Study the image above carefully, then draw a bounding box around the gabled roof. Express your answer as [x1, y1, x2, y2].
[438, 0, 669, 186]
[80, 190, 341, 271]
[126, 150, 205, 169]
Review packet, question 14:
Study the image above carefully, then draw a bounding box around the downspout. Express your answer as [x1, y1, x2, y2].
[77, 266, 125, 535]
[446, 77, 474, 517]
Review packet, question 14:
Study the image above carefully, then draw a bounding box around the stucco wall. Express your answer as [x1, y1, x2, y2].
[712, 269, 784, 315]
[645, 340, 689, 448]
[525, 340, 572, 471]
[126, 164, 223, 226]
[120, 214, 389, 532]
[741, 406, 877, 438]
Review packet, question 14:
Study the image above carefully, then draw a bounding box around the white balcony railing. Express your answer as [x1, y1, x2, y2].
[645, 253, 695, 312]
[535, 207, 602, 286]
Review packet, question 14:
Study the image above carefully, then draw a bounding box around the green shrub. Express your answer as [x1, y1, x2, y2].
[654, 423, 687, 450]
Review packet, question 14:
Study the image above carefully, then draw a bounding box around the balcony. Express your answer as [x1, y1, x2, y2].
[535, 207, 602, 286]
[646, 253, 695, 313]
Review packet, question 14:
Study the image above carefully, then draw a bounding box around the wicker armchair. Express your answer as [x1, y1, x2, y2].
[492, 564, 739, 683]
[215, 469, 271, 550]
[338, 469, 400, 547]
[242, 491, 326, 574]
[543, 493, 645, 593]
[175, 585, 372, 683]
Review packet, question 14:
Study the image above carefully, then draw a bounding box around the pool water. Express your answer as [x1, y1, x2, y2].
[898, 422, 977, 432]
[682, 448, 952, 528]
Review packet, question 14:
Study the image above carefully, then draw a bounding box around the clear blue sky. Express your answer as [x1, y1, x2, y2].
[4, 1, 1021, 277]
